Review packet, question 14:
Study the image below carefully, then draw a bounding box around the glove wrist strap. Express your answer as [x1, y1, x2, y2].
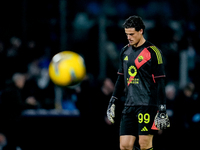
[111, 96, 118, 100]
[159, 104, 166, 111]
[109, 96, 118, 104]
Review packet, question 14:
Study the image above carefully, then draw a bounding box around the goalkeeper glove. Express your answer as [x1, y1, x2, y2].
[107, 96, 118, 123]
[154, 104, 170, 130]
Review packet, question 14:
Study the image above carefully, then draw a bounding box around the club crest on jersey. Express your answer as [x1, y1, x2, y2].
[135, 48, 151, 69]
[138, 55, 144, 62]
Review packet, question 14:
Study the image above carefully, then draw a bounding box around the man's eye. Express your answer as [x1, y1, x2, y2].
[126, 34, 134, 36]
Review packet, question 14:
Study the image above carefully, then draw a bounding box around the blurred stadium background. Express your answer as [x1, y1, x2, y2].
[0, 0, 200, 149]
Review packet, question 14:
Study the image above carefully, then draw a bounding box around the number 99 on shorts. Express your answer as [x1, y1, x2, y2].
[138, 113, 150, 124]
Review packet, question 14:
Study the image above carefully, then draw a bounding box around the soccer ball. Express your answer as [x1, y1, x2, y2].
[48, 51, 86, 87]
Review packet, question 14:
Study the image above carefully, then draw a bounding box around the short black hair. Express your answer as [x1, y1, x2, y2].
[123, 15, 145, 33]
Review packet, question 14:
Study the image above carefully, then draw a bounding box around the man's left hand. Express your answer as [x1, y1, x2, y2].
[154, 105, 170, 130]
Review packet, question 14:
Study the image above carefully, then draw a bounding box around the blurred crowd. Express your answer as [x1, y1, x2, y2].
[0, 0, 200, 149]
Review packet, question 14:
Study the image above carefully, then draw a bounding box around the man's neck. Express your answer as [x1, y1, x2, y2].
[133, 36, 146, 48]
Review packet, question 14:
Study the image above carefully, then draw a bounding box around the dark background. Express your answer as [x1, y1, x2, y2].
[0, 0, 200, 149]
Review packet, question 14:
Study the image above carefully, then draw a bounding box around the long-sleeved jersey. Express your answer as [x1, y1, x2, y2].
[113, 41, 166, 107]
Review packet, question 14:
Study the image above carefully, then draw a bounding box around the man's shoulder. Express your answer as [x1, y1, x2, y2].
[145, 41, 155, 49]
[146, 41, 164, 64]
[120, 44, 130, 55]
[145, 41, 161, 51]
[122, 44, 130, 51]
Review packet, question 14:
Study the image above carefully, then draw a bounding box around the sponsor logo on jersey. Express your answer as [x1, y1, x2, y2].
[124, 56, 128, 61]
[127, 65, 139, 85]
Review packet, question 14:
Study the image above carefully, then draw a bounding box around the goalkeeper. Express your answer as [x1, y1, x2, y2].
[107, 15, 170, 150]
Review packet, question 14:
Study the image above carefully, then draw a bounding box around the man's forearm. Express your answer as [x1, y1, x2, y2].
[155, 77, 166, 106]
[112, 74, 125, 98]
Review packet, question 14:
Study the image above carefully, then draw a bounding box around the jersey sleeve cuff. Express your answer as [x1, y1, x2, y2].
[117, 72, 124, 75]
[154, 75, 166, 78]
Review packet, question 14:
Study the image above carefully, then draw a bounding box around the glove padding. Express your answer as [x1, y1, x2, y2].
[154, 105, 170, 130]
[107, 96, 117, 123]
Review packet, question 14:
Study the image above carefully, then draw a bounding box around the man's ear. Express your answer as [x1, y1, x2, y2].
[139, 29, 143, 34]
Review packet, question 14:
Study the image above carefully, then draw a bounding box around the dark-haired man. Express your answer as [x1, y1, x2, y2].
[107, 15, 170, 150]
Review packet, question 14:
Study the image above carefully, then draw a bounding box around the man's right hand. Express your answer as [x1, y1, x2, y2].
[107, 96, 118, 123]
